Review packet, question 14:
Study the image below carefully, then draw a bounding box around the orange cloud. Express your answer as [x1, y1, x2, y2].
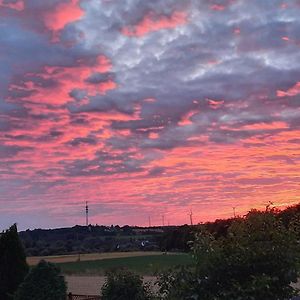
[241, 121, 289, 131]
[178, 109, 198, 126]
[122, 11, 187, 37]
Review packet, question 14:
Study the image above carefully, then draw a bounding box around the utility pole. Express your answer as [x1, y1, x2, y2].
[85, 201, 89, 227]
[148, 216, 151, 228]
[162, 214, 165, 227]
[233, 207, 236, 218]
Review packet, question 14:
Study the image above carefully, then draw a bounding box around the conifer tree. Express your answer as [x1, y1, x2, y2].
[0, 224, 29, 299]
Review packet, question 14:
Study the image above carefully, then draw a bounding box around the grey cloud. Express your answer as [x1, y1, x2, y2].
[69, 89, 88, 101]
[85, 72, 115, 84]
[0, 144, 32, 158]
[68, 136, 97, 147]
[66, 0, 300, 151]
[63, 150, 145, 176]
[147, 166, 166, 176]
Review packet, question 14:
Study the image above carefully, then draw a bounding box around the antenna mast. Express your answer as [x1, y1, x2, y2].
[162, 214, 165, 227]
[85, 201, 89, 226]
[189, 210, 193, 226]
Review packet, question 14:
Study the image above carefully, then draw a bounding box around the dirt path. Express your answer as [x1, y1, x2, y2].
[65, 275, 157, 295]
[65, 276, 300, 295]
[65, 275, 300, 297]
[27, 251, 164, 266]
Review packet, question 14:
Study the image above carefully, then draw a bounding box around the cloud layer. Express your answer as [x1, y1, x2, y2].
[1, 0, 300, 229]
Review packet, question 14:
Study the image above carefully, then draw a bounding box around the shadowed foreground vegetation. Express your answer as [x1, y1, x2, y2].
[157, 208, 300, 300]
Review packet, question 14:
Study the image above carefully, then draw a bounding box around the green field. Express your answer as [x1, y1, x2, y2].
[58, 253, 193, 275]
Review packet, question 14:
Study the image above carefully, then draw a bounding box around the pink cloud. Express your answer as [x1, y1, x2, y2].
[0, 0, 24, 11]
[277, 82, 300, 97]
[210, 4, 226, 11]
[241, 122, 289, 131]
[178, 109, 198, 126]
[8, 55, 116, 105]
[234, 28, 241, 35]
[121, 11, 187, 37]
[2, 0, 300, 229]
[207, 98, 225, 109]
[43, 0, 84, 32]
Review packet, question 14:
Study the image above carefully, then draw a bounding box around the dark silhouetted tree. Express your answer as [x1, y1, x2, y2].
[14, 260, 66, 300]
[101, 269, 154, 300]
[0, 224, 29, 300]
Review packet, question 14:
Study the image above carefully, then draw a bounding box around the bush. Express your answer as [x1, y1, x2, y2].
[0, 224, 29, 300]
[158, 210, 300, 300]
[14, 260, 67, 300]
[101, 269, 154, 300]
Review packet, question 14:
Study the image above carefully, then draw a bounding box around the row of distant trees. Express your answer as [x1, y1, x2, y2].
[20, 225, 161, 256]
[160, 204, 300, 251]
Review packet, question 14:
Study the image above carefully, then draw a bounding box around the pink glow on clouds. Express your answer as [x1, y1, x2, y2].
[121, 11, 187, 37]
[277, 82, 300, 97]
[280, 3, 288, 9]
[8, 55, 116, 106]
[0, 0, 24, 11]
[234, 28, 241, 35]
[1, 0, 300, 230]
[44, 0, 83, 32]
[178, 109, 198, 126]
[207, 99, 224, 109]
[240, 121, 289, 131]
[210, 4, 226, 11]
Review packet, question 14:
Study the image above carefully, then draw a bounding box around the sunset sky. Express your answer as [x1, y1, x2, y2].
[1, 0, 300, 230]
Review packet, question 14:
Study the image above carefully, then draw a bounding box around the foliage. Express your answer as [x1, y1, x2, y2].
[20, 225, 161, 256]
[278, 203, 300, 228]
[101, 269, 155, 300]
[159, 219, 235, 252]
[0, 224, 29, 300]
[14, 260, 67, 300]
[159, 225, 196, 252]
[158, 210, 300, 300]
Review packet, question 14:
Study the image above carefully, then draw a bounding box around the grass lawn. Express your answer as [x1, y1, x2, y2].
[58, 253, 193, 276]
[27, 251, 163, 266]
